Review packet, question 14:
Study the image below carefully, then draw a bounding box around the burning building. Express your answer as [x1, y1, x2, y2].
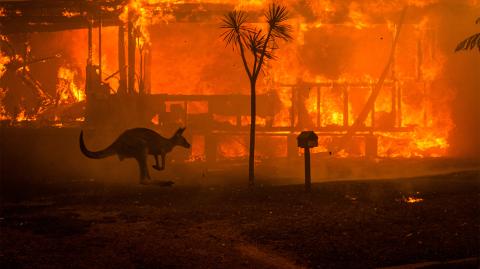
[1, 0, 479, 167]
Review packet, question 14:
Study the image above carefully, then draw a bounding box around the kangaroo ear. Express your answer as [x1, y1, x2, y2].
[176, 127, 186, 135]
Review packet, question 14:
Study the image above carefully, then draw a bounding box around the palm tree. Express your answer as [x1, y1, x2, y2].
[455, 17, 480, 52]
[221, 3, 292, 186]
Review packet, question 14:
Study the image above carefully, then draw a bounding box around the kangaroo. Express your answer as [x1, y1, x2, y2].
[80, 127, 191, 184]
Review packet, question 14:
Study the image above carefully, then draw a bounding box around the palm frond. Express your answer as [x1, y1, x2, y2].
[455, 32, 480, 52]
[265, 3, 289, 25]
[271, 24, 293, 41]
[220, 10, 250, 49]
[265, 3, 292, 41]
[246, 30, 277, 61]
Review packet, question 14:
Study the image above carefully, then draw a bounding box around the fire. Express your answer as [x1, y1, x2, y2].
[348, 2, 370, 30]
[403, 196, 424, 203]
[218, 136, 248, 159]
[188, 135, 206, 161]
[56, 66, 85, 103]
[119, 0, 175, 47]
[1, 0, 471, 160]
[0, 52, 9, 78]
[235, 0, 266, 10]
[61, 10, 80, 18]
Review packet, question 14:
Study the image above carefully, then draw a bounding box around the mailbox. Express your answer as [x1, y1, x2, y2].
[297, 131, 318, 148]
[297, 131, 318, 192]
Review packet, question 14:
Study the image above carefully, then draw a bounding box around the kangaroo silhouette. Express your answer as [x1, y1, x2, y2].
[80, 127, 191, 184]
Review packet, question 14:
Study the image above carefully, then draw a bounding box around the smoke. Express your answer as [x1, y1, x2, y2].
[3, 0, 479, 159]
[435, 4, 480, 158]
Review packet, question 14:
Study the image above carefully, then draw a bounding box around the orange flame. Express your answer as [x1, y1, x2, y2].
[56, 66, 85, 103]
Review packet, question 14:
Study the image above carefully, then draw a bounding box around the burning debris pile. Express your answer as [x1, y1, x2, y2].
[0, 0, 476, 160]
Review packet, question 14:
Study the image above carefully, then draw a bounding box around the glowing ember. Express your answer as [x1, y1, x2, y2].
[61, 10, 80, 18]
[404, 196, 424, 203]
[0, 51, 9, 77]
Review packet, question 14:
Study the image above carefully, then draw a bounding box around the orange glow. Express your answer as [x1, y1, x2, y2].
[218, 136, 247, 159]
[0, 51, 9, 77]
[0, 0, 466, 160]
[404, 196, 424, 203]
[61, 10, 80, 17]
[188, 135, 206, 161]
[56, 66, 85, 103]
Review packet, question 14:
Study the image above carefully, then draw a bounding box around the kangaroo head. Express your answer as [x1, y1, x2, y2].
[171, 127, 191, 148]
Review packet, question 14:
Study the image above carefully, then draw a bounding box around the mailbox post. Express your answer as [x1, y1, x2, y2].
[297, 131, 318, 192]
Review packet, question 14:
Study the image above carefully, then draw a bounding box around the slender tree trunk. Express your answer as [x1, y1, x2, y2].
[248, 79, 256, 187]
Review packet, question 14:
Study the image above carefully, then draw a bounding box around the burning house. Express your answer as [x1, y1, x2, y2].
[0, 0, 479, 169]
[1, 1, 480, 268]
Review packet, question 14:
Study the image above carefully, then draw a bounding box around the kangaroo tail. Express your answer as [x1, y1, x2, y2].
[79, 131, 116, 159]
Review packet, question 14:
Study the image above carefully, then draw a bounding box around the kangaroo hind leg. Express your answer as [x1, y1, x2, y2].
[152, 154, 165, 171]
[135, 147, 151, 184]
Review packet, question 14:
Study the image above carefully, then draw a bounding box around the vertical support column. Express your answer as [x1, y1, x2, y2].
[118, 25, 127, 94]
[85, 21, 93, 124]
[86, 21, 93, 90]
[391, 84, 397, 127]
[416, 38, 423, 81]
[343, 86, 349, 127]
[304, 148, 311, 192]
[371, 86, 375, 129]
[391, 30, 397, 127]
[365, 134, 378, 158]
[127, 10, 136, 94]
[184, 101, 188, 126]
[423, 82, 427, 127]
[397, 85, 402, 127]
[316, 86, 321, 128]
[290, 86, 295, 130]
[287, 134, 297, 159]
[205, 134, 217, 164]
[145, 46, 152, 94]
[98, 14, 102, 82]
[139, 46, 144, 95]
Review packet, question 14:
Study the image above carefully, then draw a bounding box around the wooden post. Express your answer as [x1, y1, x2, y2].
[145, 46, 151, 94]
[88, 21, 92, 66]
[127, 10, 136, 94]
[85, 20, 94, 124]
[98, 14, 102, 82]
[118, 25, 127, 94]
[371, 86, 375, 129]
[343, 86, 349, 127]
[297, 131, 317, 192]
[317, 86, 321, 128]
[417, 38, 423, 81]
[86, 21, 93, 90]
[304, 147, 311, 192]
[205, 134, 217, 164]
[391, 83, 397, 127]
[397, 85, 402, 127]
[287, 134, 297, 159]
[139, 46, 144, 94]
[290, 86, 295, 130]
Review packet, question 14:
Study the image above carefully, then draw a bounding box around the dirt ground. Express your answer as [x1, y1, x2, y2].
[1, 170, 479, 269]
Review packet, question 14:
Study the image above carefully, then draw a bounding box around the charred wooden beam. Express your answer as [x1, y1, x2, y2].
[343, 86, 349, 127]
[127, 9, 135, 94]
[117, 25, 127, 94]
[0, 0, 124, 34]
[0, 1, 255, 34]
